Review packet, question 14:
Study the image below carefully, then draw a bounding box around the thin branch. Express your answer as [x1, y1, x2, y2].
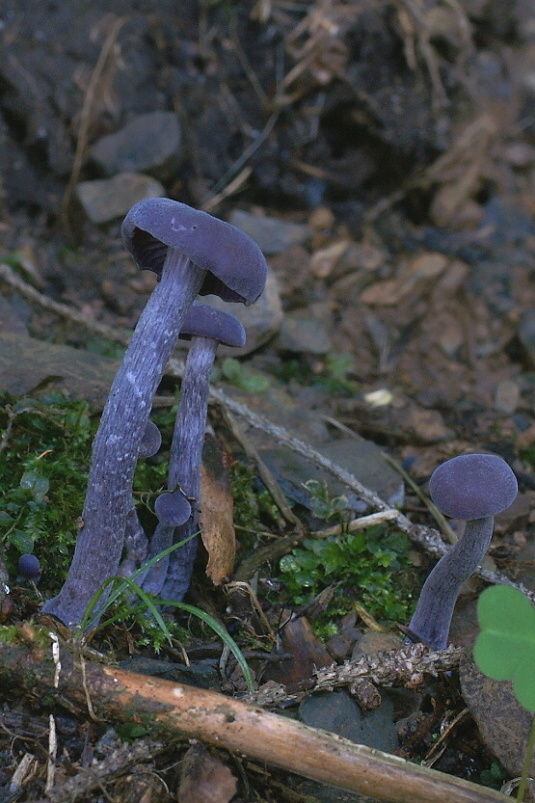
[0, 633, 509, 803]
[247, 643, 462, 707]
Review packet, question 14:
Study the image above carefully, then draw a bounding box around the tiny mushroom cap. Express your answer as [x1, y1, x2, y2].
[18, 553, 41, 579]
[139, 420, 162, 459]
[180, 301, 246, 349]
[154, 489, 192, 528]
[121, 198, 267, 304]
[429, 453, 518, 520]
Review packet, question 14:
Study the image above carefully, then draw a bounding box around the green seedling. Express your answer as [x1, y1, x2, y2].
[218, 357, 270, 393]
[79, 537, 254, 693]
[474, 585, 535, 801]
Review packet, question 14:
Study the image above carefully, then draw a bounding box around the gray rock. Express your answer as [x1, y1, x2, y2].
[277, 306, 332, 354]
[200, 266, 283, 356]
[76, 172, 164, 224]
[260, 434, 404, 515]
[90, 111, 182, 180]
[0, 331, 120, 409]
[229, 209, 310, 254]
[299, 689, 399, 753]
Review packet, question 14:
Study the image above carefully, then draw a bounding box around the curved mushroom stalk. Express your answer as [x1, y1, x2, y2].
[159, 336, 217, 601]
[407, 516, 493, 649]
[406, 453, 517, 650]
[142, 303, 246, 602]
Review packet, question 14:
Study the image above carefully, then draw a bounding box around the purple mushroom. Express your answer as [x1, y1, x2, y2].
[154, 489, 192, 528]
[407, 453, 518, 650]
[142, 302, 247, 599]
[42, 198, 267, 626]
[18, 553, 41, 580]
[139, 420, 162, 459]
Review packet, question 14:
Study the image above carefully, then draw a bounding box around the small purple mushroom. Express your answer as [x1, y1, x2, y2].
[18, 553, 40, 580]
[42, 198, 267, 626]
[154, 489, 192, 527]
[139, 420, 162, 459]
[407, 453, 518, 650]
[142, 302, 246, 599]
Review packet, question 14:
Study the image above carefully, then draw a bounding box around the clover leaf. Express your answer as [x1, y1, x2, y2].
[473, 585, 535, 713]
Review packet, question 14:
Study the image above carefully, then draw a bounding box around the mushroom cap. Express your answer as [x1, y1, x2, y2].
[121, 198, 267, 304]
[18, 553, 41, 579]
[154, 489, 192, 527]
[180, 301, 246, 348]
[429, 453, 518, 520]
[139, 420, 162, 459]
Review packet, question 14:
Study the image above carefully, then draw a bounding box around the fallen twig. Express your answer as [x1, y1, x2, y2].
[0, 629, 508, 803]
[247, 643, 462, 707]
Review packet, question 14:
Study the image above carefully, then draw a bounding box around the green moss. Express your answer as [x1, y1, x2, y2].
[0, 392, 177, 596]
[279, 525, 414, 625]
[0, 392, 93, 590]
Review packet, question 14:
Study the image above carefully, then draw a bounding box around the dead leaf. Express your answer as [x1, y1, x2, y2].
[199, 436, 236, 586]
[178, 743, 237, 803]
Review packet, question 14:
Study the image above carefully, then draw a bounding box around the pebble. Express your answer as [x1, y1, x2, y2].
[276, 306, 332, 355]
[407, 406, 453, 442]
[299, 689, 399, 753]
[494, 379, 520, 414]
[90, 111, 182, 179]
[229, 209, 310, 254]
[76, 172, 164, 224]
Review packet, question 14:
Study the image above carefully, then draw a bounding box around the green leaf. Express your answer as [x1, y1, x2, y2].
[19, 471, 49, 501]
[474, 585, 535, 712]
[9, 530, 34, 553]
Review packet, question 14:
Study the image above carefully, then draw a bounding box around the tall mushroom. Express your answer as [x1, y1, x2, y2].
[142, 301, 246, 599]
[42, 199, 266, 626]
[406, 453, 518, 650]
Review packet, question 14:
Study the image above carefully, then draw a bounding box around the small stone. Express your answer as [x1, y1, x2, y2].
[90, 111, 182, 179]
[308, 206, 335, 231]
[229, 210, 310, 254]
[494, 379, 520, 414]
[309, 241, 350, 278]
[76, 173, 164, 224]
[277, 308, 332, 355]
[407, 407, 452, 442]
[503, 142, 535, 167]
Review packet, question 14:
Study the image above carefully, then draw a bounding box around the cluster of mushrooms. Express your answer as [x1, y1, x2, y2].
[42, 198, 267, 626]
[40, 198, 520, 654]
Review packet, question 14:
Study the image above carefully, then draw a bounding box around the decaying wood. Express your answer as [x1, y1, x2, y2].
[0, 629, 508, 803]
[247, 642, 462, 707]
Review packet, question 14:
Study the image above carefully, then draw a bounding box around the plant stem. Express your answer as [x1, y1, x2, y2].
[516, 715, 535, 802]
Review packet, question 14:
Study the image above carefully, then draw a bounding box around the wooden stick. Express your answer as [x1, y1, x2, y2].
[0, 631, 508, 803]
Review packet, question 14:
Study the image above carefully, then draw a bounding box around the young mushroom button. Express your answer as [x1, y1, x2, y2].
[407, 453, 518, 650]
[142, 302, 246, 600]
[42, 199, 266, 627]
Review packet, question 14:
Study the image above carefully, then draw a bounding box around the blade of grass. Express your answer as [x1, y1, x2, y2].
[160, 599, 254, 693]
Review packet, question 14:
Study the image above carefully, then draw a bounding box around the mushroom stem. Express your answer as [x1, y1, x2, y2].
[407, 516, 493, 650]
[143, 336, 217, 601]
[42, 250, 206, 625]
